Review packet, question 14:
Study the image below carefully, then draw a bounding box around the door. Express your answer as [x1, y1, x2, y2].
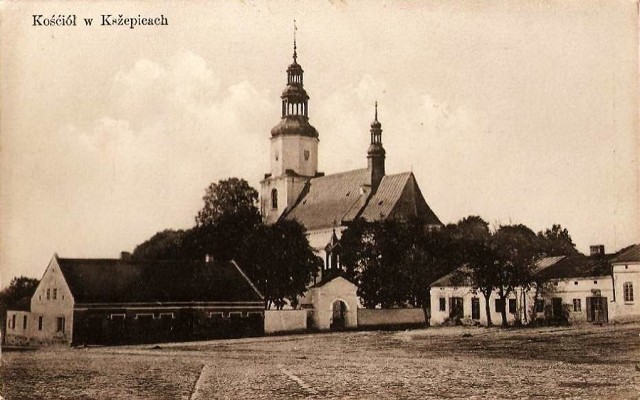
[551, 298, 563, 317]
[449, 297, 464, 320]
[471, 298, 480, 320]
[330, 300, 347, 330]
[587, 297, 608, 323]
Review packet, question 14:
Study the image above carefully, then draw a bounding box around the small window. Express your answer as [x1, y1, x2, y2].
[574, 281, 578, 285]
[9, 314, 16, 329]
[23, 315, 28, 330]
[508, 299, 517, 314]
[439, 298, 446, 312]
[535, 299, 545, 313]
[573, 299, 581, 312]
[53, 288, 57, 300]
[271, 188, 278, 209]
[594, 280, 598, 284]
[624, 282, 634, 302]
[495, 299, 505, 313]
[56, 317, 65, 333]
[38, 316, 43, 331]
[46, 289, 50, 300]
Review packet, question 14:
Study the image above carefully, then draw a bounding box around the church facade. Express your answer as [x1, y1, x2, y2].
[260, 40, 442, 284]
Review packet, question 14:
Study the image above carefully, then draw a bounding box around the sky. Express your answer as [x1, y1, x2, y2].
[1, 0, 638, 287]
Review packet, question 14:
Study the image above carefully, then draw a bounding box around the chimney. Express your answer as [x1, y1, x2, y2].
[590, 245, 605, 256]
[120, 251, 132, 261]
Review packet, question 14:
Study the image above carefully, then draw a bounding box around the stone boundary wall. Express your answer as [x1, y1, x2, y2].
[264, 310, 308, 334]
[357, 308, 426, 329]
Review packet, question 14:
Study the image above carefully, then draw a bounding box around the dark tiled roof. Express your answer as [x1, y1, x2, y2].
[360, 173, 441, 225]
[57, 258, 263, 304]
[613, 244, 640, 263]
[431, 266, 474, 287]
[284, 169, 371, 230]
[535, 254, 614, 280]
[284, 170, 441, 230]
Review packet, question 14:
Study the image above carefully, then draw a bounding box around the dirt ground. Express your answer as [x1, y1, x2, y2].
[1, 322, 639, 399]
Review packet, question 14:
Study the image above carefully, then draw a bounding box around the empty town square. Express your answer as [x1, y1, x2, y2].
[2, 322, 639, 399]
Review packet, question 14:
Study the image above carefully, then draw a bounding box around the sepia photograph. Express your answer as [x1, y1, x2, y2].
[0, 1, 639, 398]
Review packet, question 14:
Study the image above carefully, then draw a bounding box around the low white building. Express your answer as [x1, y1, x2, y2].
[430, 244, 640, 326]
[611, 244, 640, 321]
[429, 267, 524, 326]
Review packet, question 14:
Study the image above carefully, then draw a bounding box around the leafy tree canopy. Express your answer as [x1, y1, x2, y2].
[0, 276, 39, 310]
[537, 224, 579, 256]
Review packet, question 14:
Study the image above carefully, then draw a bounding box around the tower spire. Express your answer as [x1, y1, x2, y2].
[367, 102, 385, 191]
[293, 19, 298, 63]
[374, 100, 378, 122]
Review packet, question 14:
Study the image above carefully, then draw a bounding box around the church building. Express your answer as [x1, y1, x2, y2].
[260, 37, 442, 284]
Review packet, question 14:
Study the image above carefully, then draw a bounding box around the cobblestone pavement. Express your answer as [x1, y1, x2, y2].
[1, 323, 639, 399]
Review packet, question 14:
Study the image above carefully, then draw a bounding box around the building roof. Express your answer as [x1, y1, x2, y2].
[612, 244, 640, 263]
[284, 169, 371, 230]
[284, 169, 441, 231]
[360, 173, 441, 224]
[56, 257, 263, 305]
[431, 253, 615, 288]
[534, 254, 614, 280]
[431, 266, 473, 287]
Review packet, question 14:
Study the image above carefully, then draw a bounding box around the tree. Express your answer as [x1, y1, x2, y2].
[194, 178, 262, 261]
[237, 220, 322, 309]
[0, 276, 39, 309]
[132, 229, 190, 260]
[463, 222, 545, 326]
[340, 218, 460, 311]
[537, 224, 579, 256]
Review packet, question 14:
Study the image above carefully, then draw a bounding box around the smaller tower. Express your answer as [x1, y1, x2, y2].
[367, 101, 386, 191]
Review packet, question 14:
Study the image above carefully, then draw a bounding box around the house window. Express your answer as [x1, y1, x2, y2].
[46, 289, 50, 300]
[53, 288, 57, 300]
[56, 317, 65, 333]
[624, 282, 634, 302]
[271, 189, 278, 209]
[38, 316, 43, 331]
[439, 298, 446, 312]
[23, 315, 28, 330]
[9, 314, 16, 329]
[508, 299, 517, 314]
[535, 299, 545, 313]
[573, 299, 582, 312]
[495, 299, 505, 313]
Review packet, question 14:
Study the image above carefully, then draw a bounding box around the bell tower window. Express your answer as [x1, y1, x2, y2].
[271, 189, 278, 209]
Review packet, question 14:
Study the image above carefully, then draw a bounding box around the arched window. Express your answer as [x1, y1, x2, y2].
[624, 282, 634, 302]
[271, 189, 278, 209]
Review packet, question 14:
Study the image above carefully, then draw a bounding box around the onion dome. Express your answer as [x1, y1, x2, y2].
[270, 29, 318, 138]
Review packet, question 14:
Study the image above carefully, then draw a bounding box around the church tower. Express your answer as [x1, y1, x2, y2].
[261, 27, 320, 224]
[367, 102, 386, 191]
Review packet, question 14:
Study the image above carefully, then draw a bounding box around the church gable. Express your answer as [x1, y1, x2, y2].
[359, 172, 442, 225]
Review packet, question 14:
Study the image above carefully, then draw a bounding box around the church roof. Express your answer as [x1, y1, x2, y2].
[284, 169, 370, 230]
[56, 257, 264, 305]
[360, 173, 440, 224]
[283, 169, 442, 231]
